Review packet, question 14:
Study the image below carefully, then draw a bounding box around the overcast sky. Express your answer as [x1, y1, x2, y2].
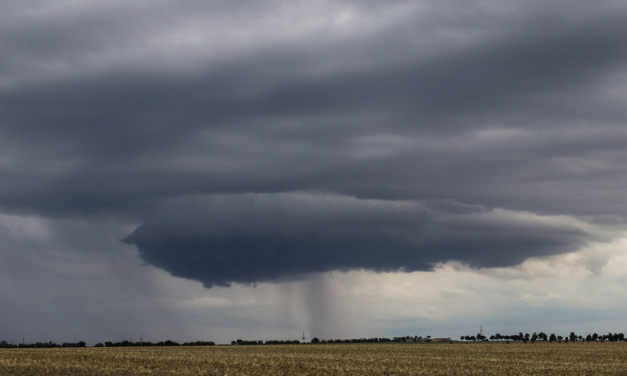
[2, 0, 627, 344]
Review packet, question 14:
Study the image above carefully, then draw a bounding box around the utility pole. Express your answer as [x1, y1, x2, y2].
[302, 331, 306, 342]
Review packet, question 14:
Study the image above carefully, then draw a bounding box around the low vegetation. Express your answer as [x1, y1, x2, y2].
[1, 341, 626, 375]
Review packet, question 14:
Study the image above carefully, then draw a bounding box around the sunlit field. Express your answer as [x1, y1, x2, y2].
[1, 342, 626, 375]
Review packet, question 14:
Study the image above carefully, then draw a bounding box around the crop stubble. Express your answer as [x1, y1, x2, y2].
[0, 342, 626, 375]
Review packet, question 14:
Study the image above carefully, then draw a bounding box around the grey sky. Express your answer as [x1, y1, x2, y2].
[1, 0, 627, 343]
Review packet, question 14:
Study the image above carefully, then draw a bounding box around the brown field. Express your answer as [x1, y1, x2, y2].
[1, 342, 626, 375]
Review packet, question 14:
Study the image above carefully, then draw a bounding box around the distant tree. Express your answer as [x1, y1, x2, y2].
[311, 338, 320, 344]
[586, 334, 592, 342]
[531, 333, 538, 342]
[524, 333, 530, 341]
[549, 334, 557, 342]
[592, 333, 599, 341]
[94, 343, 104, 347]
[569, 332, 577, 342]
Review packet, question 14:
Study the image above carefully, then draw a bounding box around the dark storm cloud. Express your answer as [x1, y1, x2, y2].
[125, 194, 590, 287]
[1, 0, 627, 284]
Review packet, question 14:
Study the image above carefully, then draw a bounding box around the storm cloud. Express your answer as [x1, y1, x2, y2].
[125, 193, 593, 287]
[2, 0, 627, 287]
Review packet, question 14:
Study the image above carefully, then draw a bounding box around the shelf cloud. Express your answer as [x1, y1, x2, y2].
[125, 193, 593, 287]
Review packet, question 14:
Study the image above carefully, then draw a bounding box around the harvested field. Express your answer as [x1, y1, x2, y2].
[0, 342, 626, 375]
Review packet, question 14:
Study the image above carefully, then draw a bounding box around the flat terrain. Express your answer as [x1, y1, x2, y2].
[1, 342, 626, 375]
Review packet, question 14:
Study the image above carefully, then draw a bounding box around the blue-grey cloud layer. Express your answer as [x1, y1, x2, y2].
[2, 0, 627, 286]
[125, 194, 590, 287]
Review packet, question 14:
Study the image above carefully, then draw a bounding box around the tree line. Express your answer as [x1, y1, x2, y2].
[233, 337, 398, 345]
[0, 340, 215, 348]
[232, 339, 302, 345]
[100, 340, 215, 347]
[2, 332, 624, 348]
[461, 332, 625, 343]
[0, 341, 86, 348]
